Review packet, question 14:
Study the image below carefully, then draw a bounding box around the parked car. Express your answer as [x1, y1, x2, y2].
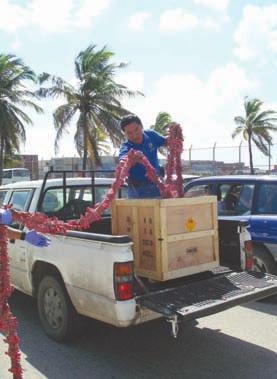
[181, 174, 201, 184]
[166, 174, 200, 184]
[184, 175, 277, 274]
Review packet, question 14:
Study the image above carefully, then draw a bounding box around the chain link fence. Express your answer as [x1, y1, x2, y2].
[181, 142, 277, 175]
[38, 143, 277, 179]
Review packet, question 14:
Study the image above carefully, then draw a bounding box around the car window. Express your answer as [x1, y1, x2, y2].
[256, 183, 277, 214]
[119, 186, 128, 198]
[234, 184, 254, 215]
[218, 183, 254, 216]
[0, 190, 8, 206]
[184, 181, 255, 216]
[8, 189, 33, 229]
[40, 185, 120, 220]
[3, 170, 12, 178]
[184, 184, 213, 197]
[41, 189, 63, 213]
[9, 190, 32, 211]
[13, 169, 29, 177]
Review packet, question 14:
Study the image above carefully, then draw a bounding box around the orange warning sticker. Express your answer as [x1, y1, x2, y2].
[185, 217, 196, 232]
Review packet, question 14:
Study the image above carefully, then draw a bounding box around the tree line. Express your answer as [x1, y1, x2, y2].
[1, 43, 277, 184]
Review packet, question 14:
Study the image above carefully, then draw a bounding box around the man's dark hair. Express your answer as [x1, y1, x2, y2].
[120, 115, 142, 131]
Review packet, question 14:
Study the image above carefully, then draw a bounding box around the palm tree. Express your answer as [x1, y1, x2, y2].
[38, 44, 142, 170]
[150, 111, 172, 156]
[79, 127, 111, 170]
[0, 54, 42, 184]
[232, 97, 277, 174]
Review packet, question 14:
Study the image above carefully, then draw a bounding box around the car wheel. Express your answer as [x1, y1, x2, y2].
[253, 246, 277, 275]
[37, 275, 80, 342]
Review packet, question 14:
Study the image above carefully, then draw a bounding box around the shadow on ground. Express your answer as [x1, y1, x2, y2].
[243, 295, 277, 316]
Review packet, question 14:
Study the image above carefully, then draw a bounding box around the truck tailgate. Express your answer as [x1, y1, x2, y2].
[137, 271, 277, 320]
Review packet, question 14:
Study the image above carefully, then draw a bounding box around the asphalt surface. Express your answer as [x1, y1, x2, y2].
[1, 291, 277, 379]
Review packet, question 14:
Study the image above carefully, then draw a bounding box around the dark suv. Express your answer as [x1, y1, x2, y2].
[184, 175, 277, 274]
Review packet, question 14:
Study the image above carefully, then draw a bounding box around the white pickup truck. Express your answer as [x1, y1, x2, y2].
[1, 171, 277, 342]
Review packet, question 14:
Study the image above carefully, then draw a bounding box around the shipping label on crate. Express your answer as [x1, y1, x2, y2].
[168, 236, 216, 271]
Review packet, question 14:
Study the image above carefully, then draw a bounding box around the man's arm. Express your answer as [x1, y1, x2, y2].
[7, 227, 51, 247]
[118, 142, 130, 161]
[7, 227, 23, 240]
[119, 142, 144, 163]
[0, 208, 51, 247]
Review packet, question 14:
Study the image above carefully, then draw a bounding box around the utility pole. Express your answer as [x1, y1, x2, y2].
[268, 142, 271, 174]
[213, 142, 216, 175]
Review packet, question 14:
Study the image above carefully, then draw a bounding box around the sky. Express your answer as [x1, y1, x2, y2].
[1, 0, 277, 167]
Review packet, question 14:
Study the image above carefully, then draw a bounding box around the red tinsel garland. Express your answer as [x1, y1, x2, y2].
[0, 225, 23, 379]
[165, 124, 184, 197]
[0, 123, 183, 378]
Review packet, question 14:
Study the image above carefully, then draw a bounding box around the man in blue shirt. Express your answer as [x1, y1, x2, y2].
[119, 115, 168, 199]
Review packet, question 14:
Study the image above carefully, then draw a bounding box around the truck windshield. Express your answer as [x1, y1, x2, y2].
[40, 185, 114, 220]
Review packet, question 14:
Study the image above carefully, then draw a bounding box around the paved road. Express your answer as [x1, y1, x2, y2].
[1, 291, 277, 379]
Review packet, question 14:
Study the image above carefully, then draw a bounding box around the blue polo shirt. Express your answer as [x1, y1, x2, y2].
[119, 129, 166, 181]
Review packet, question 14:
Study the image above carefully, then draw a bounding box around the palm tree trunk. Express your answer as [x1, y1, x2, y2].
[82, 120, 88, 171]
[248, 135, 254, 174]
[0, 134, 4, 185]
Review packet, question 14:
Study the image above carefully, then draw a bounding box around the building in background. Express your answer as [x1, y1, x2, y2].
[36, 156, 276, 179]
[12, 154, 39, 180]
[38, 156, 119, 179]
[20, 155, 38, 179]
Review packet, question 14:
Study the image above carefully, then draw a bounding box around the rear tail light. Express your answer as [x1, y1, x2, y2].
[244, 240, 253, 270]
[114, 262, 134, 300]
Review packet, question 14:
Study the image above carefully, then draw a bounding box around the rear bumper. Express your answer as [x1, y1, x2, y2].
[66, 283, 161, 327]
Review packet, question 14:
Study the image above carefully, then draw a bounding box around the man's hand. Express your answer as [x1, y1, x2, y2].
[133, 151, 144, 163]
[25, 230, 51, 247]
[0, 209, 12, 225]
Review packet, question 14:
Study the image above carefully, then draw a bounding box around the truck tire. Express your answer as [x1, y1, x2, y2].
[253, 246, 277, 275]
[37, 275, 80, 342]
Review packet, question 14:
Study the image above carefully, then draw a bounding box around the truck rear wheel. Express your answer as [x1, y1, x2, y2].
[37, 275, 80, 342]
[253, 246, 277, 275]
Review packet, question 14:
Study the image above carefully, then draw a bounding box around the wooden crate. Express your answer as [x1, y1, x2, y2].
[112, 196, 219, 281]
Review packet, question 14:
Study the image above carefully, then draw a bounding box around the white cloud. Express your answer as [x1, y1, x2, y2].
[160, 7, 229, 32]
[128, 11, 151, 31]
[0, 0, 29, 32]
[72, 0, 111, 28]
[160, 8, 199, 31]
[0, 0, 111, 33]
[116, 71, 145, 92]
[28, 0, 74, 32]
[202, 18, 220, 30]
[234, 5, 277, 61]
[194, 0, 230, 12]
[120, 63, 257, 149]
